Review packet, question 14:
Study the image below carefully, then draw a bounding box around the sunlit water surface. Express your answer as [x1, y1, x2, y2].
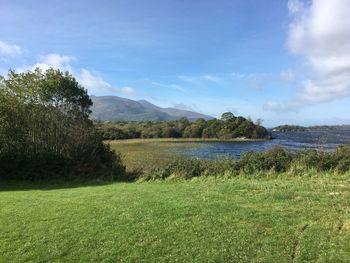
[172, 130, 350, 159]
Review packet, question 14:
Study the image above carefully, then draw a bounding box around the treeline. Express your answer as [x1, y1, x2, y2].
[0, 69, 125, 181]
[273, 124, 350, 132]
[273, 125, 308, 132]
[96, 112, 271, 140]
[139, 145, 350, 181]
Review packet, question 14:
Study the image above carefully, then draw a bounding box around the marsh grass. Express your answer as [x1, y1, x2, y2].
[110, 140, 350, 181]
[109, 138, 266, 171]
[109, 139, 207, 171]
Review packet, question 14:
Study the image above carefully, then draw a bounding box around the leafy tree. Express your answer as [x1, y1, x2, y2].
[183, 125, 203, 138]
[221, 112, 235, 121]
[162, 127, 181, 138]
[0, 68, 124, 180]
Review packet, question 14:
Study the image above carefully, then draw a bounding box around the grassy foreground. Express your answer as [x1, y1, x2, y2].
[1, 176, 350, 262]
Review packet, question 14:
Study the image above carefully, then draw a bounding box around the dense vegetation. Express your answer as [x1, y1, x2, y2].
[116, 145, 350, 183]
[149, 146, 350, 180]
[273, 125, 308, 132]
[0, 69, 125, 180]
[273, 124, 350, 132]
[96, 112, 271, 140]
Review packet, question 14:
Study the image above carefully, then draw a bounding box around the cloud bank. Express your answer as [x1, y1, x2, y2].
[266, 0, 350, 112]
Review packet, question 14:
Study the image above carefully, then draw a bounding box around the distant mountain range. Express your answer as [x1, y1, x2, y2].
[91, 96, 213, 121]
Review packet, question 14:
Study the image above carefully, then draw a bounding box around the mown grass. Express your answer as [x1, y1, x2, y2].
[1, 176, 350, 262]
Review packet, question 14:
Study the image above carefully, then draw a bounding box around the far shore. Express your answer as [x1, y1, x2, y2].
[106, 137, 270, 144]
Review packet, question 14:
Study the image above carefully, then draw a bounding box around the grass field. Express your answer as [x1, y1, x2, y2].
[1, 176, 350, 262]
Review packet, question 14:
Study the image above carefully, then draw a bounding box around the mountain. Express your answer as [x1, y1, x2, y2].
[90, 96, 213, 121]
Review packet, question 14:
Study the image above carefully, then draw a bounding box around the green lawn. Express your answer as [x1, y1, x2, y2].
[1, 176, 350, 262]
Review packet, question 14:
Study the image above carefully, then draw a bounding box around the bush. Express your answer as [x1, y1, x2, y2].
[237, 147, 292, 174]
[0, 142, 126, 181]
[138, 145, 350, 181]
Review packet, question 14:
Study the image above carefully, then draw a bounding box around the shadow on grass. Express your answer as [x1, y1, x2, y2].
[0, 180, 118, 192]
[0, 171, 141, 192]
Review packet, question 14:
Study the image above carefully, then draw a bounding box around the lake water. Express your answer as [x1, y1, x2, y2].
[175, 130, 350, 159]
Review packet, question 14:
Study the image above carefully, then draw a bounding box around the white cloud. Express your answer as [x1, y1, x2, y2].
[16, 53, 76, 73]
[231, 72, 245, 79]
[15, 52, 136, 96]
[280, 69, 295, 82]
[77, 69, 135, 96]
[0, 41, 22, 57]
[120, 86, 135, 95]
[287, 0, 305, 15]
[202, 74, 222, 83]
[33, 53, 76, 72]
[177, 74, 223, 85]
[266, 0, 350, 112]
[293, 0, 350, 103]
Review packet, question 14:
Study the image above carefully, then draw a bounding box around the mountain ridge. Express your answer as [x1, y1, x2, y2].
[91, 95, 213, 121]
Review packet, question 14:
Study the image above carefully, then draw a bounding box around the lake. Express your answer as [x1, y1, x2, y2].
[175, 129, 350, 159]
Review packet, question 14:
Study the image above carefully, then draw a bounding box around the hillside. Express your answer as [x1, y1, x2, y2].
[91, 96, 212, 121]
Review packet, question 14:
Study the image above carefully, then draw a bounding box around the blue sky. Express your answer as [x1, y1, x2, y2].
[1, 0, 350, 127]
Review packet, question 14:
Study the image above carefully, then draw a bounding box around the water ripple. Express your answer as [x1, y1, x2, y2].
[175, 130, 350, 159]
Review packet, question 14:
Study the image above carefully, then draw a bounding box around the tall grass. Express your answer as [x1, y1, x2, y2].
[138, 145, 350, 180]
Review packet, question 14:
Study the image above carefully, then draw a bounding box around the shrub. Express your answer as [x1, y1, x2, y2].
[139, 145, 350, 181]
[237, 147, 292, 174]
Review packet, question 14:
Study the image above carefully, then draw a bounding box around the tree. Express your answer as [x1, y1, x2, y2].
[0, 68, 124, 180]
[255, 118, 263, 126]
[183, 125, 203, 138]
[162, 127, 181, 138]
[221, 112, 235, 121]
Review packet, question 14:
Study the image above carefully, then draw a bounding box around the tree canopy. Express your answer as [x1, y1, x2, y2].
[0, 68, 124, 180]
[96, 114, 271, 140]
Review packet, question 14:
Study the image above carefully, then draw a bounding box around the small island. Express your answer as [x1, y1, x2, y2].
[96, 112, 271, 141]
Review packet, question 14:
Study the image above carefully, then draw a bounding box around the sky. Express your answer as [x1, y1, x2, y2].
[1, 0, 350, 127]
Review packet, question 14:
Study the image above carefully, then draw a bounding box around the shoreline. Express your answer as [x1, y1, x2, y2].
[107, 137, 270, 144]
